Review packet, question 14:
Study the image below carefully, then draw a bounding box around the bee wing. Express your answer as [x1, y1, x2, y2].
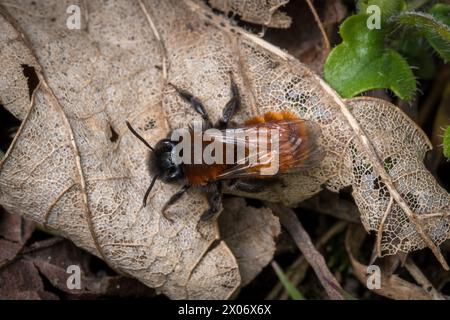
[202, 119, 323, 180]
[276, 119, 324, 172]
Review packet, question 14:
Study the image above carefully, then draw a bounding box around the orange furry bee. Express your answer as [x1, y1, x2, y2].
[126, 76, 323, 221]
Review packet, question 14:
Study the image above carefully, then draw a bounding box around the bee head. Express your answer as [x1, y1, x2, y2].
[125, 121, 185, 207]
[152, 138, 184, 182]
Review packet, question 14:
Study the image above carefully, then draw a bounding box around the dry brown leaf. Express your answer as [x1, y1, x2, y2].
[345, 225, 437, 300]
[0, 209, 35, 266]
[0, 0, 242, 299]
[219, 198, 280, 287]
[209, 0, 291, 28]
[0, 237, 155, 299]
[28, 239, 155, 299]
[0, 0, 449, 299]
[0, 259, 59, 300]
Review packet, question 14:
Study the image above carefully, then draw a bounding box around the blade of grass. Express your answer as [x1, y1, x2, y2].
[271, 261, 305, 300]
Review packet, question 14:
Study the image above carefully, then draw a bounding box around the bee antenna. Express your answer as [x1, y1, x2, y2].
[126, 121, 154, 151]
[143, 174, 159, 207]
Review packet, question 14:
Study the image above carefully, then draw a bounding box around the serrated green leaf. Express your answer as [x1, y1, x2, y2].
[324, 14, 416, 101]
[430, 3, 450, 26]
[395, 11, 450, 61]
[271, 261, 305, 300]
[444, 125, 450, 159]
[391, 30, 436, 79]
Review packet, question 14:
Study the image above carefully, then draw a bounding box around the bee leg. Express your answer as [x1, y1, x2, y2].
[162, 184, 190, 221]
[200, 184, 222, 221]
[218, 74, 240, 129]
[170, 83, 213, 128]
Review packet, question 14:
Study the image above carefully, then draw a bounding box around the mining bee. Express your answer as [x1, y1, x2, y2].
[126, 75, 323, 221]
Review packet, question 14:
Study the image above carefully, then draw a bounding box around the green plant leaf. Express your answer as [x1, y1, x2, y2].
[406, 0, 433, 11]
[271, 261, 305, 300]
[444, 125, 450, 159]
[324, 14, 416, 100]
[430, 3, 450, 26]
[395, 11, 450, 61]
[358, 0, 406, 18]
[391, 30, 436, 79]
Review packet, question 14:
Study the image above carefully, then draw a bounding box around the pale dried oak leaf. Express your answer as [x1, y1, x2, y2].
[0, 0, 449, 300]
[0, 0, 243, 299]
[219, 198, 280, 287]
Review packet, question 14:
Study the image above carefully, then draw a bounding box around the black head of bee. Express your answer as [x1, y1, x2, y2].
[125, 121, 184, 207]
[152, 138, 184, 182]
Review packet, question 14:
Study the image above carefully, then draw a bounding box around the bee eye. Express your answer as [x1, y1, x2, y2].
[163, 144, 172, 153]
[155, 139, 174, 153]
[167, 165, 182, 180]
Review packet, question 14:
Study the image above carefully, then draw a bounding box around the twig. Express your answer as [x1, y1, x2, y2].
[404, 258, 445, 300]
[278, 221, 348, 300]
[305, 0, 331, 64]
[266, 202, 345, 300]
